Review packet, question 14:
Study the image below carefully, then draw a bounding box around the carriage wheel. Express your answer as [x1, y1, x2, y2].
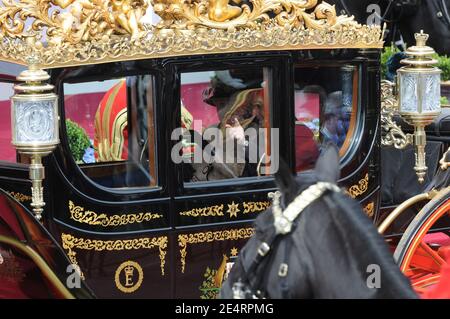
[393, 187, 450, 294]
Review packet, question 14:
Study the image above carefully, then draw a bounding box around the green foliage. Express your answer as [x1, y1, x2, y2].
[441, 96, 449, 105]
[66, 119, 91, 162]
[381, 45, 400, 79]
[435, 54, 450, 82]
[382, 44, 450, 82]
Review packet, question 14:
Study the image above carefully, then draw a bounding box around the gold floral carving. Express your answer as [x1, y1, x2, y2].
[199, 265, 220, 299]
[61, 233, 168, 279]
[178, 227, 254, 273]
[7, 191, 32, 202]
[68, 200, 163, 227]
[381, 80, 412, 149]
[0, 0, 148, 43]
[179, 204, 224, 217]
[363, 202, 374, 218]
[179, 201, 270, 219]
[153, 0, 356, 30]
[242, 201, 270, 214]
[346, 173, 369, 199]
[0, 0, 383, 68]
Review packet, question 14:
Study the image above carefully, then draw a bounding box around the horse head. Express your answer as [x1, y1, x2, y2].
[220, 144, 417, 299]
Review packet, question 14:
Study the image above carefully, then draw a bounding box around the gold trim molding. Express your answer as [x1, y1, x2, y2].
[7, 191, 32, 203]
[61, 233, 168, 279]
[180, 201, 270, 218]
[0, 0, 383, 68]
[178, 227, 254, 273]
[346, 173, 369, 199]
[69, 200, 163, 227]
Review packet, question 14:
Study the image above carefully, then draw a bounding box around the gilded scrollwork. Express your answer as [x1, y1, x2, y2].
[363, 202, 374, 218]
[179, 201, 270, 219]
[152, 0, 356, 31]
[0, 0, 383, 68]
[61, 233, 168, 278]
[68, 200, 163, 227]
[0, 0, 148, 43]
[242, 201, 270, 214]
[178, 227, 254, 273]
[381, 80, 412, 149]
[346, 173, 369, 199]
[179, 204, 224, 217]
[7, 191, 32, 202]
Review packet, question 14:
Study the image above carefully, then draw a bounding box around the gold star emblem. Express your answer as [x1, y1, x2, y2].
[227, 201, 240, 218]
[230, 247, 238, 257]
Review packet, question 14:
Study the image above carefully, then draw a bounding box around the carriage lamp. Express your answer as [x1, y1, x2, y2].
[396, 30, 442, 183]
[11, 63, 59, 221]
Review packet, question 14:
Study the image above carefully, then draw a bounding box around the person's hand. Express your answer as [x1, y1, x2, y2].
[225, 117, 245, 143]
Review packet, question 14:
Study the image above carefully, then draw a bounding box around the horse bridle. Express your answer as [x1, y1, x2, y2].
[232, 182, 341, 299]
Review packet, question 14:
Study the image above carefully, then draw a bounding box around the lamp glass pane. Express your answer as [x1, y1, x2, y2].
[13, 98, 56, 143]
[420, 73, 441, 113]
[399, 72, 418, 113]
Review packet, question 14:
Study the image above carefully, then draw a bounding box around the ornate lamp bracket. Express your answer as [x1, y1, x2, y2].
[11, 60, 59, 221]
[381, 80, 413, 149]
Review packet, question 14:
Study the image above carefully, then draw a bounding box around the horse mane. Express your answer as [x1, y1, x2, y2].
[323, 191, 418, 298]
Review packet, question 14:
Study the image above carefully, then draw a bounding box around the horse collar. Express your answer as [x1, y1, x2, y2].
[269, 182, 341, 235]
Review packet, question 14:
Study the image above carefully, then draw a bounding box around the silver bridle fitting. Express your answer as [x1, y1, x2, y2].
[269, 182, 341, 235]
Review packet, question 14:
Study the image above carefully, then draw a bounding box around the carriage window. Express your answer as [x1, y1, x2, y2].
[0, 82, 16, 163]
[294, 65, 358, 172]
[179, 68, 273, 183]
[63, 75, 157, 188]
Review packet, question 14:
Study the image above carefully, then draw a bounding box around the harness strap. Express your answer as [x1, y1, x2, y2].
[232, 182, 341, 299]
[240, 234, 280, 299]
[279, 236, 293, 299]
[272, 182, 341, 235]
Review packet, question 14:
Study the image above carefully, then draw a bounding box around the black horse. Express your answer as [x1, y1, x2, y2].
[331, 0, 450, 54]
[220, 144, 417, 298]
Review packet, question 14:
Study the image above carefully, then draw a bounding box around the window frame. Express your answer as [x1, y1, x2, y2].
[58, 67, 166, 197]
[292, 61, 364, 172]
[168, 54, 290, 197]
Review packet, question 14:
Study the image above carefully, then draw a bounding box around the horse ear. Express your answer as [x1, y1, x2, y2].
[274, 158, 297, 204]
[315, 143, 340, 183]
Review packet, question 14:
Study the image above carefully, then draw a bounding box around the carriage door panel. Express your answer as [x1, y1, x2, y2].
[49, 72, 171, 298]
[171, 57, 288, 298]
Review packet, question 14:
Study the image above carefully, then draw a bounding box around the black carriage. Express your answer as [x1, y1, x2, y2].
[0, 0, 448, 298]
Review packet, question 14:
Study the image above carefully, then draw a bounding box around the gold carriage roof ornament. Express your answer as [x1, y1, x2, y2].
[0, 0, 385, 68]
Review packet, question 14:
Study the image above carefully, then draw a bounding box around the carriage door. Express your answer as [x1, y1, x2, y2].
[169, 55, 288, 298]
[51, 71, 172, 298]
